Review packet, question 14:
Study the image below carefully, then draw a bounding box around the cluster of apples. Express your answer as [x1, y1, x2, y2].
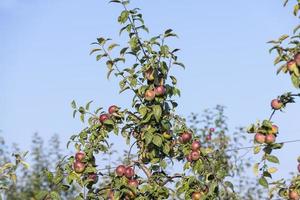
[73, 152, 98, 185]
[143, 67, 166, 101]
[115, 165, 139, 188]
[178, 132, 201, 162]
[99, 105, 119, 123]
[286, 53, 300, 74]
[254, 124, 278, 144]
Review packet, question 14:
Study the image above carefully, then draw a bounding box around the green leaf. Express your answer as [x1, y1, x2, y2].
[71, 100, 77, 109]
[258, 176, 269, 188]
[266, 155, 279, 163]
[108, 43, 119, 51]
[50, 191, 61, 200]
[118, 10, 129, 24]
[291, 73, 300, 88]
[253, 163, 259, 176]
[152, 105, 162, 122]
[253, 146, 261, 154]
[89, 48, 101, 55]
[138, 106, 148, 117]
[85, 100, 93, 110]
[173, 62, 185, 69]
[152, 135, 162, 147]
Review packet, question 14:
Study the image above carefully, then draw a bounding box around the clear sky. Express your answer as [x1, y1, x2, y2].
[1, 0, 299, 180]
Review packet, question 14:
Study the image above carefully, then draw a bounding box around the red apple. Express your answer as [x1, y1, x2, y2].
[154, 85, 166, 96]
[192, 192, 202, 200]
[287, 60, 297, 72]
[128, 179, 139, 188]
[73, 161, 85, 173]
[265, 134, 276, 144]
[271, 99, 283, 110]
[108, 105, 118, 114]
[125, 167, 135, 179]
[108, 190, 114, 200]
[186, 153, 193, 162]
[191, 151, 200, 161]
[191, 140, 201, 151]
[75, 151, 85, 162]
[87, 173, 98, 183]
[289, 190, 300, 200]
[115, 165, 126, 176]
[99, 114, 109, 123]
[180, 132, 192, 144]
[209, 128, 215, 132]
[254, 133, 265, 144]
[206, 134, 212, 141]
[145, 89, 156, 101]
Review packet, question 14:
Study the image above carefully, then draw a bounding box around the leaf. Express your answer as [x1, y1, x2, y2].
[224, 181, 234, 191]
[89, 48, 101, 55]
[118, 10, 129, 24]
[253, 146, 261, 154]
[152, 105, 162, 122]
[152, 135, 162, 147]
[293, 4, 299, 16]
[71, 100, 76, 109]
[253, 163, 259, 176]
[278, 34, 289, 42]
[258, 176, 269, 188]
[267, 167, 278, 174]
[138, 106, 148, 117]
[173, 62, 185, 69]
[170, 76, 177, 85]
[291, 73, 300, 88]
[108, 43, 119, 51]
[266, 155, 280, 164]
[85, 101, 93, 110]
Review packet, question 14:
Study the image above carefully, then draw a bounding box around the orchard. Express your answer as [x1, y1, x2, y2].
[1, 0, 300, 200]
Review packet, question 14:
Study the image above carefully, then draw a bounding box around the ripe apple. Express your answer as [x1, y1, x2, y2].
[295, 52, 300, 66]
[99, 114, 109, 123]
[108, 105, 118, 114]
[115, 165, 126, 176]
[125, 167, 135, 179]
[186, 153, 193, 162]
[191, 140, 201, 151]
[144, 89, 156, 101]
[271, 125, 278, 134]
[298, 163, 300, 173]
[128, 179, 139, 188]
[287, 60, 297, 72]
[75, 151, 85, 162]
[192, 192, 202, 200]
[271, 99, 283, 110]
[108, 190, 114, 200]
[73, 161, 85, 173]
[87, 173, 98, 183]
[191, 151, 200, 161]
[289, 190, 300, 200]
[254, 133, 265, 144]
[154, 85, 166, 96]
[206, 134, 212, 141]
[180, 132, 192, 144]
[209, 128, 215, 132]
[145, 68, 154, 81]
[265, 134, 276, 144]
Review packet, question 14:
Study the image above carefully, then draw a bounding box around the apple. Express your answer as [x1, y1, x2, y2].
[287, 60, 297, 72]
[115, 165, 126, 176]
[180, 132, 192, 144]
[254, 133, 265, 144]
[145, 68, 154, 81]
[191, 151, 200, 161]
[108, 105, 118, 114]
[192, 192, 202, 200]
[73, 161, 85, 173]
[99, 114, 109, 123]
[128, 179, 139, 188]
[206, 134, 212, 141]
[295, 52, 300, 66]
[265, 134, 276, 144]
[191, 140, 201, 151]
[108, 190, 114, 200]
[289, 190, 300, 200]
[87, 173, 98, 183]
[209, 128, 215, 132]
[125, 167, 135, 179]
[186, 153, 193, 162]
[75, 151, 85, 162]
[154, 85, 166, 96]
[271, 125, 278, 134]
[144, 89, 156, 101]
[271, 99, 283, 110]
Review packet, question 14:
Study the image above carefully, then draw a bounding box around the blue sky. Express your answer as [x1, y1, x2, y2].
[1, 0, 300, 180]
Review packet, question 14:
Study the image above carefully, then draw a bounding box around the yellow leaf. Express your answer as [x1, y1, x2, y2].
[268, 167, 278, 174]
